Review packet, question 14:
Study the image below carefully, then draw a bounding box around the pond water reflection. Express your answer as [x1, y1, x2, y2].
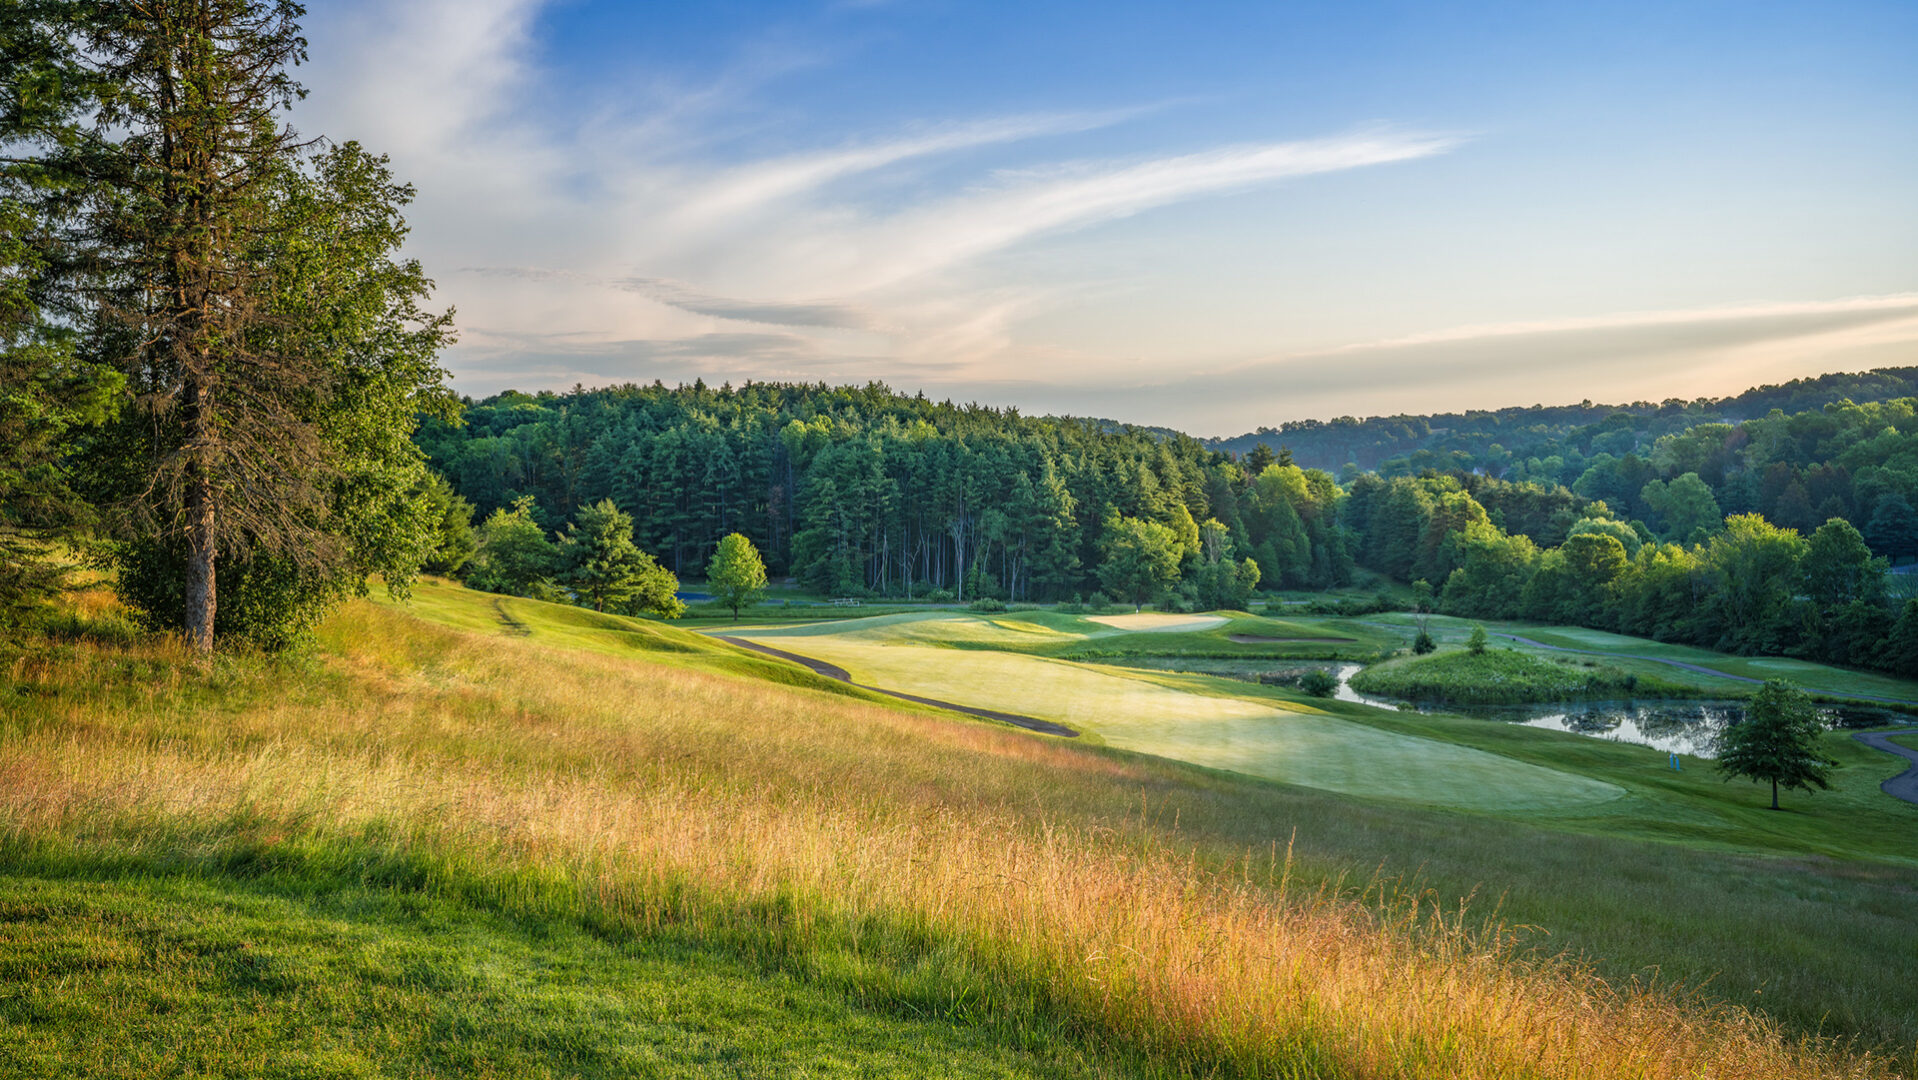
[1108, 658, 1899, 758]
[1327, 663, 1895, 758]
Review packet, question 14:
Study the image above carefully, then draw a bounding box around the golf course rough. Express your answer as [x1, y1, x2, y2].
[732, 614, 1624, 814]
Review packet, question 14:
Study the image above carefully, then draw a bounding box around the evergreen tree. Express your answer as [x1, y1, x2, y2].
[6, 0, 453, 650]
[0, 191, 123, 625]
[559, 499, 681, 616]
[418, 474, 477, 575]
[706, 532, 767, 621]
[1866, 494, 1918, 561]
[1716, 680, 1836, 810]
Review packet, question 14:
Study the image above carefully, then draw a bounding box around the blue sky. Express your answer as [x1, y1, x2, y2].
[296, 0, 1917, 434]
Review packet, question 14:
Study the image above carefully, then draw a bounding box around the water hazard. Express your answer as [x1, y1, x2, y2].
[1118, 658, 1901, 758]
[1324, 663, 1895, 757]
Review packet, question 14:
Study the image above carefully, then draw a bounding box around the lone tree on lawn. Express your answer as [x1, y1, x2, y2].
[1717, 679, 1837, 810]
[706, 532, 767, 621]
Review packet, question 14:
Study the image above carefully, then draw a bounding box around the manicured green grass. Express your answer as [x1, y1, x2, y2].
[1349, 646, 1698, 705]
[1345, 612, 1918, 704]
[0, 857, 1103, 1080]
[731, 620, 1624, 813]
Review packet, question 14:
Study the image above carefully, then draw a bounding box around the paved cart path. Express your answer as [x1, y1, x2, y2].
[1854, 730, 1918, 806]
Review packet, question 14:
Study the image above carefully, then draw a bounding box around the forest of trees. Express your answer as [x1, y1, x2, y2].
[416, 382, 1353, 605]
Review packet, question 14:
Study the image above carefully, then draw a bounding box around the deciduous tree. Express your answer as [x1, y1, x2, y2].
[1098, 514, 1181, 612]
[706, 531, 767, 621]
[1716, 680, 1836, 810]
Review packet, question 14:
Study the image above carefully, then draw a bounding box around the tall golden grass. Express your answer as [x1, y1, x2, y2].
[2, 596, 1895, 1079]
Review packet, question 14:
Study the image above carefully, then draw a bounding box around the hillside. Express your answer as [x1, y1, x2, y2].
[1212, 365, 1918, 471]
[5, 581, 1915, 1077]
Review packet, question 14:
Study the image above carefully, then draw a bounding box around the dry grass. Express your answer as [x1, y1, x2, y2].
[1, 596, 1898, 1079]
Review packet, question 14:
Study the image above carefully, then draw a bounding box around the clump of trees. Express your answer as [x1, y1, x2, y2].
[2, 0, 455, 650]
[463, 497, 682, 619]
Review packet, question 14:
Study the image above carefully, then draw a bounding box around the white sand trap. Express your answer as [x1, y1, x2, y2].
[1086, 613, 1228, 632]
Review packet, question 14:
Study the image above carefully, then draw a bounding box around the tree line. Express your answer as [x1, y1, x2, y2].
[1349, 471, 1918, 677]
[417, 383, 1354, 607]
[1214, 365, 1918, 473]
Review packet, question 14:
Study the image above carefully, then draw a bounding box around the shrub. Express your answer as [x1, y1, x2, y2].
[1413, 630, 1437, 655]
[1298, 669, 1341, 698]
[924, 588, 955, 603]
[967, 597, 1007, 613]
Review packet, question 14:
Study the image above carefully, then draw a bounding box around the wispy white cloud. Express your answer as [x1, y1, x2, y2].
[617, 278, 875, 329]
[664, 110, 1148, 230]
[836, 130, 1461, 290]
[290, 3, 1466, 418]
[1308, 292, 1918, 357]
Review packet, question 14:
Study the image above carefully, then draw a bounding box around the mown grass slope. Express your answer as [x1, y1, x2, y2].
[3, 582, 1915, 1078]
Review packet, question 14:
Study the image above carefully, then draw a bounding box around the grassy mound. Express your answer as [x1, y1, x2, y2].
[1351, 647, 1695, 705]
[4, 584, 1915, 1078]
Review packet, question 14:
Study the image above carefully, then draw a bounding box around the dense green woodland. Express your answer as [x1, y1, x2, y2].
[418, 382, 1353, 605]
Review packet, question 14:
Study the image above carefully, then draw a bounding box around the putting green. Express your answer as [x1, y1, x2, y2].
[1085, 613, 1229, 632]
[735, 619, 1623, 814]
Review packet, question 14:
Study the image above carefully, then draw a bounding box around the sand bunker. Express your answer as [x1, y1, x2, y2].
[1086, 613, 1228, 632]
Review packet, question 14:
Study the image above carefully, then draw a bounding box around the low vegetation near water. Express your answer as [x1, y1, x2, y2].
[4, 585, 1914, 1079]
[1350, 646, 1697, 706]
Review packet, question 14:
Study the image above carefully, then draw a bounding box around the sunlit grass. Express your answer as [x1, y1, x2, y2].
[3, 583, 1913, 1077]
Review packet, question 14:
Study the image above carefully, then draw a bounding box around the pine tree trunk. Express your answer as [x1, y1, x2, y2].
[184, 476, 217, 652]
[182, 376, 217, 653]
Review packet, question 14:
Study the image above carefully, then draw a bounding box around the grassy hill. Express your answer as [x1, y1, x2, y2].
[4, 581, 1915, 1078]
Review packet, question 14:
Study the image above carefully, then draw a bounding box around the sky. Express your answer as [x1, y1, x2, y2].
[293, 0, 1918, 436]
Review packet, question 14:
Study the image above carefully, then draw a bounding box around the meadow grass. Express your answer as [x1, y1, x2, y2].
[3, 584, 1915, 1077]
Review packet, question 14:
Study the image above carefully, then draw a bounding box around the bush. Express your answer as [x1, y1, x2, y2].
[1413, 630, 1437, 655]
[1298, 669, 1341, 698]
[924, 588, 955, 603]
[967, 597, 1007, 613]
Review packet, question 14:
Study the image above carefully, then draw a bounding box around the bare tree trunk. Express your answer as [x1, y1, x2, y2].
[184, 477, 217, 651]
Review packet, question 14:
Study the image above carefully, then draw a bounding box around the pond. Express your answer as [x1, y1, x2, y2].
[1112, 658, 1901, 758]
[1325, 662, 1897, 757]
